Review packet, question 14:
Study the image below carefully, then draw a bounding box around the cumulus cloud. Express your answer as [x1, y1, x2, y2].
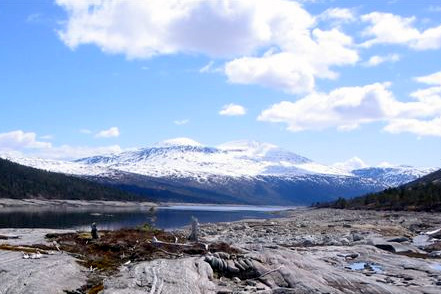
[56, 0, 358, 94]
[361, 12, 441, 50]
[0, 130, 52, 151]
[415, 71, 441, 85]
[219, 103, 247, 116]
[384, 117, 441, 137]
[56, 0, 280, 58]
[173, 119, 189, 125]
[377, 71, 441, 136]
[319, 8, 355, 24]
[363, 53, 400, 67]
[95, 127, 120, 138]
[332, 156, 368, 172]
[225, 28, 358, 94]
[258, 81, 441, 136]
[0, 130, 124, 160]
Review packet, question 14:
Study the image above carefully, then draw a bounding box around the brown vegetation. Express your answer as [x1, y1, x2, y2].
[45, 226, 241, 293]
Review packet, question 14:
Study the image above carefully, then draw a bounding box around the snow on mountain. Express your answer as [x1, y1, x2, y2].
[352, 165, 437, 187]
[71, 139, 349, 179]
[331, 157, 436, 187]
[1, 138, 434, 190]
[0, 154, 109, 176]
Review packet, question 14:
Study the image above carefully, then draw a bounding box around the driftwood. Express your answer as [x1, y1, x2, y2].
[151, 237, 208, 251]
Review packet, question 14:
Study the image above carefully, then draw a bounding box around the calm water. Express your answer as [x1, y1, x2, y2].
[0, 205, 294, 230]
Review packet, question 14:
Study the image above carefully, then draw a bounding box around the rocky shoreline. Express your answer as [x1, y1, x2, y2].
[1, 208, 441, 293]
[0, 198, 156, 211]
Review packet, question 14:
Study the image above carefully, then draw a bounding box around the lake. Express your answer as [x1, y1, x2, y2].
[0, 205, 295, 230]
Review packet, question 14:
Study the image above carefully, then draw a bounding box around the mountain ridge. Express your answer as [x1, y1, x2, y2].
[1, 138, 436, 204]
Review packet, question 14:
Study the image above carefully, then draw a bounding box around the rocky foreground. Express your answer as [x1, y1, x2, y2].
[2, 208, 441, 293]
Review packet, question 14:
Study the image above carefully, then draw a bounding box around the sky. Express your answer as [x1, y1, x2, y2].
[1, 0, 441, 167]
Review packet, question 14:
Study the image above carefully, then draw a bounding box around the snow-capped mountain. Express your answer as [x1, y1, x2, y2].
[1, 138, 435, 205]
[333, 157, 436, 187]
[352, 166, 436, 188]
[73, 139, 350, 179]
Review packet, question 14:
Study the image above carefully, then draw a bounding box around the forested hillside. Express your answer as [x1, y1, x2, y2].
[319, 169, 441, 211]
[0, 158, 144, 201]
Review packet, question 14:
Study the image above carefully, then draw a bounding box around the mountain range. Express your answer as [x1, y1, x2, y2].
[1, 138, 436, 205]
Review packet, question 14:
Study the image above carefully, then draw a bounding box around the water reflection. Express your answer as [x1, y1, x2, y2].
[0, 205, 291, 230]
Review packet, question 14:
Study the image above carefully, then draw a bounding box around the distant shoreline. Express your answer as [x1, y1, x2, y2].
[0, 198, 156, 211]
[0, 198, 304, 210]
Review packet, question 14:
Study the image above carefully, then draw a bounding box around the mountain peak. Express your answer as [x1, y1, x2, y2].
[155, 137, 203, 148]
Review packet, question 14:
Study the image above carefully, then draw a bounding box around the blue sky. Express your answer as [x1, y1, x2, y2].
[1, 0, 441, 167]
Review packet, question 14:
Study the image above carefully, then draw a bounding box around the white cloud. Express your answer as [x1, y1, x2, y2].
[173, 119, 189, 125]
[319, 8, 355, 23]
[219, 103, 247, 116]
[258, 82, 441, 136]
[384, 117, 441, 137]
[332, 156, 368, 172]
[379, 71, 441, 136]
[199, 61, 214, 73]
[56, 0, 285, 58]
[225, 52, 315, 94]
[363, 53, 400, 67]
[225, 28, 358, 94]
[415, 71, 441, 85]
[56, 0, 358, 94]
[361, 12, 441, 50]
[0, 130, 123, 160]
[0, 130, 52, 151]
[95, 127, 120, 138]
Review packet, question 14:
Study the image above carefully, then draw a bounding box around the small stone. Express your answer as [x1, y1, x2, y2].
[387, 237, 410, 243]
[246, 280, 257, 286]
[233, 277, 241, 283]
[385, 277, 394, 284]
[352, 233, 363, 242]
